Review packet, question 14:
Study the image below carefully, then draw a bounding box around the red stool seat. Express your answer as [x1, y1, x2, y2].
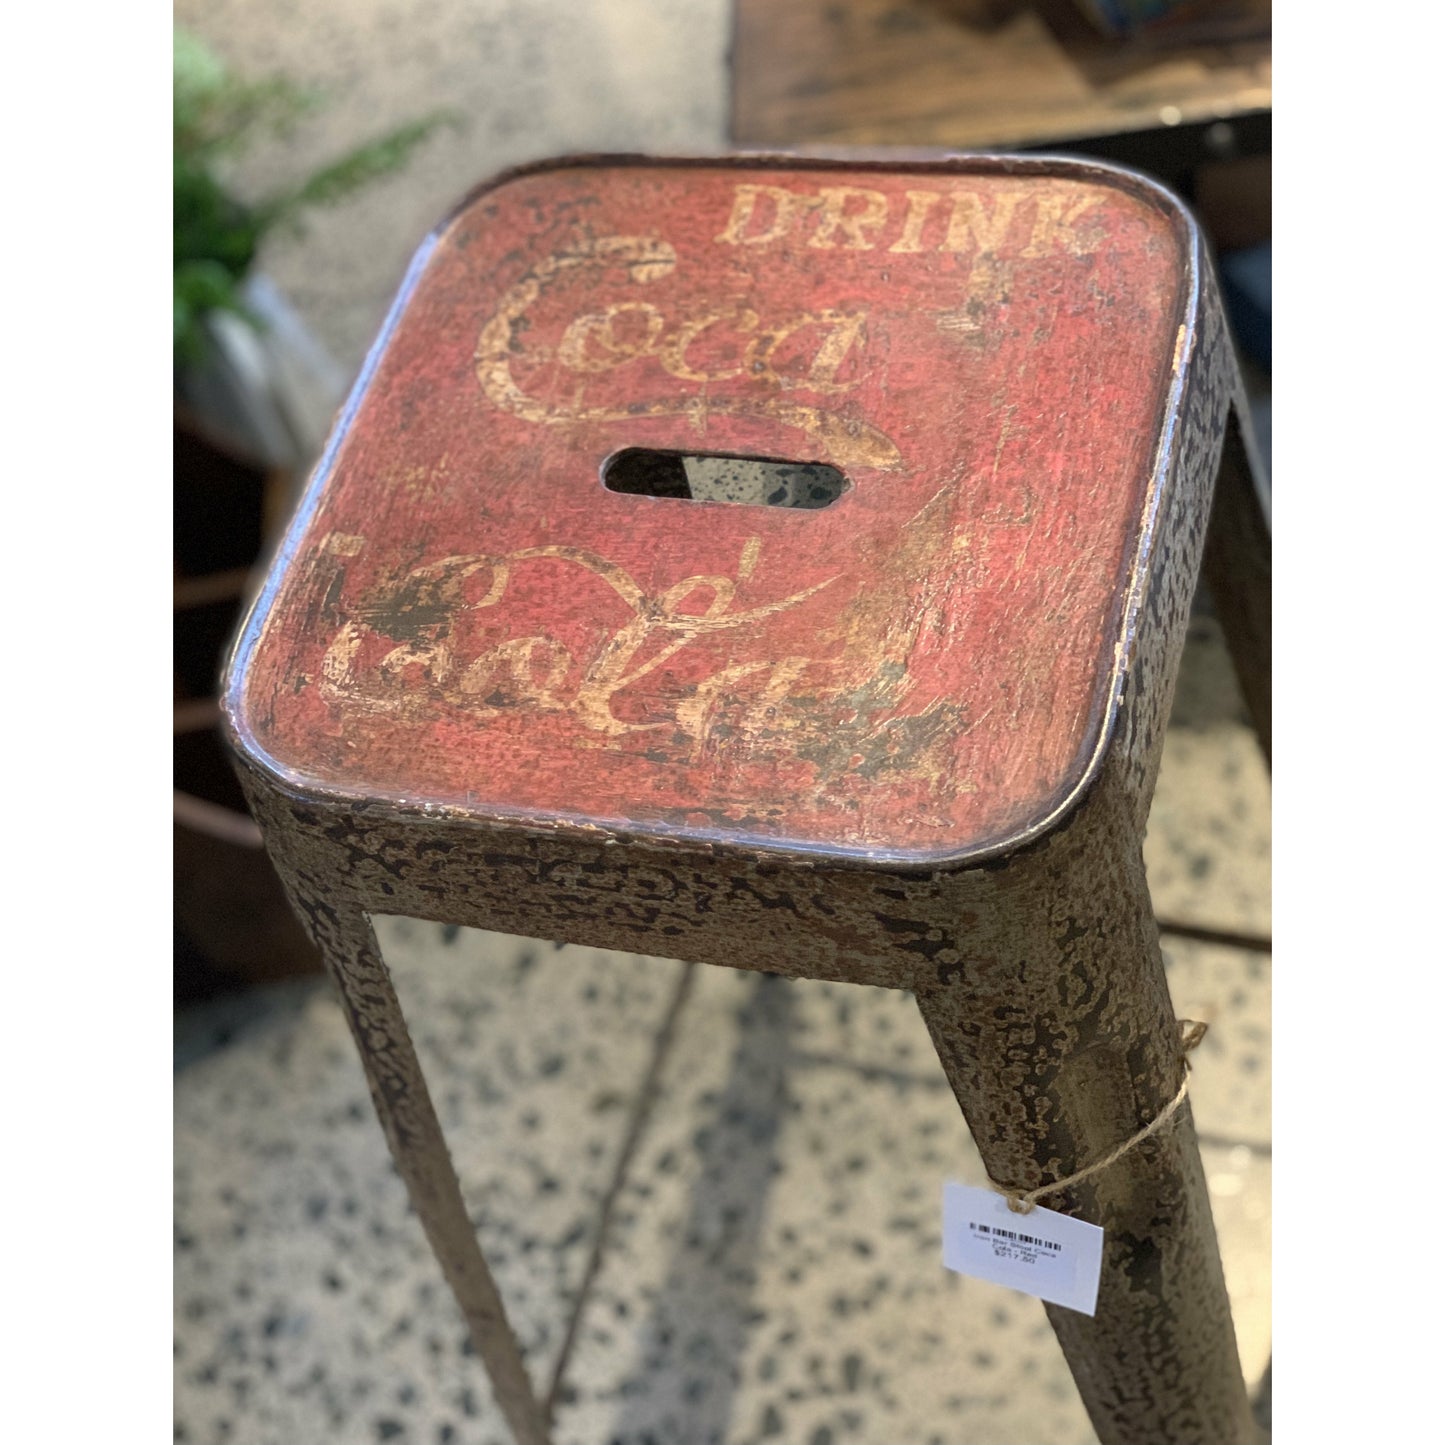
[233, 160, 1190, 867]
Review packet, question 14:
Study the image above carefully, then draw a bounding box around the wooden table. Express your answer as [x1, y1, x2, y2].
[731, 0, 1270, 156]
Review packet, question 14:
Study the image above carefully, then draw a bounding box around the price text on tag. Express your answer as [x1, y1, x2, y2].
[942, 1181, 1104, 1316]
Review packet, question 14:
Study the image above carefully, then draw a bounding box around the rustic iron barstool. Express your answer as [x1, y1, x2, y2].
[224, 155, 1270, 1445]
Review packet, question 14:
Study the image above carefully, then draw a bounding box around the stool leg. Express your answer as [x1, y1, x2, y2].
[914, 808, 1257, 1445]
[292, 892, 551, 1445]
[1203, 398, 1272, 765]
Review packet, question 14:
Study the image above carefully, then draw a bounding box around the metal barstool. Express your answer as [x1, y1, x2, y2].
[225, 154, 1270, 1445]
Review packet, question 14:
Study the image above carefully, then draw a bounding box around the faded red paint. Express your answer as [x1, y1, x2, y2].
[229, 159, 1188, 864]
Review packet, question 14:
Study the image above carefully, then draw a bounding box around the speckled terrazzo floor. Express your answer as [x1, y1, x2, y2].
[174, 5, 1269, 1440]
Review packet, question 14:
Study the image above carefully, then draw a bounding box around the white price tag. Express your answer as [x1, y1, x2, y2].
[942, 1180, 1104, 1316]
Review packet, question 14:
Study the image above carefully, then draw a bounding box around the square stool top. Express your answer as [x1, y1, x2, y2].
[226, 156, 1196, 868]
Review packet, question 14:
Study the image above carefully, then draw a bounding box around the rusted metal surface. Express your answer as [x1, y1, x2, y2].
[261, 867, 548, 1445]
[225, 155, 1267, 1445]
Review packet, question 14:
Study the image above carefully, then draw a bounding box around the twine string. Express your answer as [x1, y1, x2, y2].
[993, 1019, 1209, 1216]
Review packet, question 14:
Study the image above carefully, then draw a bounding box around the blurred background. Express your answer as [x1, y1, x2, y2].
[174, 4, 1270, 1442]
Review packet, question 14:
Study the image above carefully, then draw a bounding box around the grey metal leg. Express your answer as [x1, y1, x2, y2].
[913, 800, 1257, 1445]
[1203, 396, 1272, 766]
[287, 888, 551, 1445]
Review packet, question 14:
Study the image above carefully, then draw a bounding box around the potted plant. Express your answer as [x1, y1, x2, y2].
[173, 28, 452, 988]
[174, 26, 453, 465]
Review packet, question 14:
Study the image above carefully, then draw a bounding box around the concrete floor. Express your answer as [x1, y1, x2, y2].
[174, 4, 1270, 1441]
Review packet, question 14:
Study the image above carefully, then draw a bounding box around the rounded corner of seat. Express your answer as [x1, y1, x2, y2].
[1062, 156, 1200, 264]
[432, 153, 651, 239]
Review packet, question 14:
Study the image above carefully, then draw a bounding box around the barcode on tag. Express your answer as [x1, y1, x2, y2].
[968, 1223, 1062, 1251]
[942, 1181, 1104, 1316]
